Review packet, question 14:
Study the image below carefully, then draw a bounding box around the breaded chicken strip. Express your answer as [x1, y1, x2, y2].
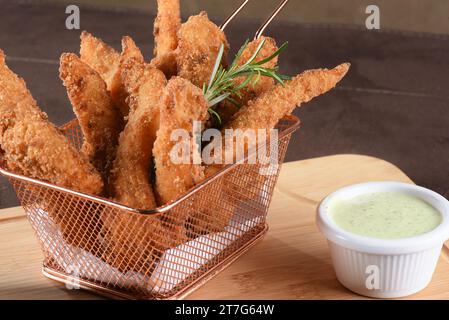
[235, 36, 280, 106]
[109, 63, 166, 209]
[109, 36, 146, 119]
[59, 53, 123, 178]
[150, 0, 181, 78]
[176, 12, 229, 88]
[153, 77, 209, 205]
[0, 50, 103, 195]
[80, 31, 120, 91]
[150, 51, 177, 79]
[79, 31, 133, 118]
[206, 63, 351, 177]
[120, 36, 145, 76]
[214, 36, 280, 125]
[0, 50, 105, 253]
[153, 0, 180, 57]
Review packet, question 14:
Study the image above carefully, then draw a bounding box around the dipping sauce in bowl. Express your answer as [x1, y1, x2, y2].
[317, 182, 449, 298]
[330, 192, 442, 239]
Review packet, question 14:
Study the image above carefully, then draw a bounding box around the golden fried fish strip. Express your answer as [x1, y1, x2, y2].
[109, 64, 167, 209]
[153, 0, 181, 57]
[59, 53, 123, 178]
[80, 31, 120, 91]
[0, 50, 103, 195]
[206, 63, 351, 176]
[176, 12, 229, 88]
[153, 77, 209, 205]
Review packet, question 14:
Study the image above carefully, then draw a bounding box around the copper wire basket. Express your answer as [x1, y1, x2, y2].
[0, 115, 300, 300]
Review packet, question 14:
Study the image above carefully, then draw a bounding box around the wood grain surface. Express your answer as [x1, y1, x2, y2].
[1, 155, 449, 300]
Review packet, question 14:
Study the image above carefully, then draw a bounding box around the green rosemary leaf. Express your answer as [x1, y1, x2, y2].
[234, 72, 255, 92]
[208, 108, 222, 125]
[225, 96, 240, 108]
[204, 39, 289, 109]
[229, 39, 249, 70]
[240, 38, 267, 69]
[254, 41, 289, 66]
[208, 92, 231, 108]
[207, 44, 225, 92]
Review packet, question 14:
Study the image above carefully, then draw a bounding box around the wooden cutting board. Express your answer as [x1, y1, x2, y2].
[1, 155, 449, 300]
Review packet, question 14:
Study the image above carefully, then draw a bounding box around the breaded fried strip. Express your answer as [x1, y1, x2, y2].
[153, 0, 181, 57]
[176, 12, 229, 88]
[206, 63, 351, 176]
[110, 36, 145, 118]
[121, 36, 145, 69]
[59, 53, 123, 177]
[150, 51, 177, 79]
[214, 36, 280, 125]
[0, 50, 103, 195]
[153, 77, 209, 205]
[235, 36, 279, 106]
[151, 0, 180, 79]
[228, 63, 350, 131]
[80, 31, 120, 91]
[109, 64, 167, 209]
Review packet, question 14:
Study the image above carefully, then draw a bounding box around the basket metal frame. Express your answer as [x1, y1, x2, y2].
[0, 115, 300, 300]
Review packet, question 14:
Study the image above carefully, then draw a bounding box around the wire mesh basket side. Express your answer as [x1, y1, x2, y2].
[5, 117, 297, 299]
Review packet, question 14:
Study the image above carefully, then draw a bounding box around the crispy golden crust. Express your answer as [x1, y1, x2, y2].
[59, 53, 123, 178]
[206, 63, 351, 177]
[228, 63, 350, 130]
[153, 0, 181, 57]
[0, 50, 103, 195]
[151, 0, 180, 79]
[213, 37, 280, 126]
[110, 36, 145, 118]
[80, 31, 120, 91]
[79, 32, 134, 118]
[149, 51, 177, 79]
[153, 77, 209, 205]
[176, 12, 229, 88]
[235, 37, 279, 105]
[109, 64, 167, 210]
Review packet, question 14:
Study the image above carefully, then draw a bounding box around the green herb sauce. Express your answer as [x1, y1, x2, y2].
[330, 192, 442, 239]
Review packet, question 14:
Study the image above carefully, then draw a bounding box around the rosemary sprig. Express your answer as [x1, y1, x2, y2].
[203, 39, 290, 124]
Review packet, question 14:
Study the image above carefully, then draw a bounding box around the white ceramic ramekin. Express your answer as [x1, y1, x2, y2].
[317, 181, 449, 298]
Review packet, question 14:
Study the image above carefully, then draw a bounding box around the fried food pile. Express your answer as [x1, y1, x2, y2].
[0, 1, 349, 238]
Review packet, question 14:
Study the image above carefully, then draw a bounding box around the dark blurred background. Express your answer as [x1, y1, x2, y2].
[1, 0, 448, 208]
